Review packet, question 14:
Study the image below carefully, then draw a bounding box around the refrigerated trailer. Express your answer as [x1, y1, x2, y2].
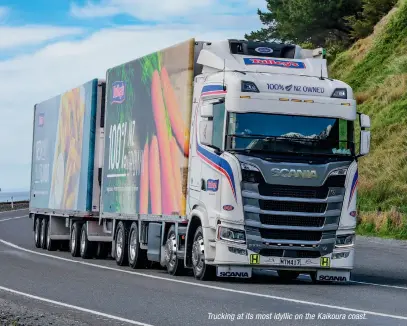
[29, 38, 371, 282]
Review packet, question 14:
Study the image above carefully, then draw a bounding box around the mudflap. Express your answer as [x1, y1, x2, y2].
[216, 266, 252, 278]
[316, 270, 351, 283]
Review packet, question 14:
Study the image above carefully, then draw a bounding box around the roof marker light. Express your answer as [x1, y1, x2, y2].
[291, 99, 302, 102]
[279, 98, 289, 101]
[304, 100, 314, 103]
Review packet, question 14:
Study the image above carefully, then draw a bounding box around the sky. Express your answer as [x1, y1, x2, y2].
[0, 0, 266, 191]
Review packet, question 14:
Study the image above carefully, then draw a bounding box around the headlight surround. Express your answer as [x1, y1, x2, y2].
[218, 226, 246, 244]
[335, 234, 355, 248]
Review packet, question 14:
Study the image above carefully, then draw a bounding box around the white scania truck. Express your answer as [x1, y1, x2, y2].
[29, 38, 371, 283]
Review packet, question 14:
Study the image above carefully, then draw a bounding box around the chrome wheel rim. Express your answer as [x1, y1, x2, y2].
[47, 221, 51, 247]
[165, 233, 177, 269]
[192, 235, 205, 274]
[129, 230, 137, 262]
[40, 222, 45, 244]
[80, 229, 86, 255]
[35, 220, 39, 243]
[71, 228, 76, 252]
[116, 228, 123, 259]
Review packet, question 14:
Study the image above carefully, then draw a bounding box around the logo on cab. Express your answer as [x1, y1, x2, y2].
[270, 168, 318, 179]
[207, 179, 219, 192]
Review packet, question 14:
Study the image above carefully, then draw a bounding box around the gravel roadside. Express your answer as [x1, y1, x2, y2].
[0, 298, 89, 326]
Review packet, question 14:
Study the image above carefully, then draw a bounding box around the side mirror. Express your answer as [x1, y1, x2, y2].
[199, 120, 213, 146]
[360, 130, 370, 156]
[360, 114, 370, 129]
[201, 103, 213, 118]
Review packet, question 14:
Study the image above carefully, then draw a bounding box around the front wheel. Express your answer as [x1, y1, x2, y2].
[191, 226, 215, 281]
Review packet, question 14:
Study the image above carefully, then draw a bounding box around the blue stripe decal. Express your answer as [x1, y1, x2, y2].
[195, 112, 236, 201]
[348, 170, 358, 208]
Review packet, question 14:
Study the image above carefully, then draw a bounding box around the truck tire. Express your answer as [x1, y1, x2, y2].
[70, 222, 81, 257]
[128, 222, 147, 269]
[34, 217, 42, 248]
[115, 221, 129, 266]
[192, 226, 215, 281]
[165, 225, 184, 276]
[80, 224, 95, 259]
[46, 219, 58, 251]
[277, 270, 300, 281]
[40, 218, 48, 249]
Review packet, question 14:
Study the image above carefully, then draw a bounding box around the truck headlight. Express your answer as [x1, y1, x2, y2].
[218, 226, 246, 244]
[240, 162, 263, 183]
[335, 234, 355, 248]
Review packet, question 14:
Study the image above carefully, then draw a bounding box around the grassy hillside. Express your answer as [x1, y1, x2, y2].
[330, 0, 407, 239]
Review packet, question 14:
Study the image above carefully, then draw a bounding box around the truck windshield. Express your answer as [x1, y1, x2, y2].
[226, 112, 354, 157]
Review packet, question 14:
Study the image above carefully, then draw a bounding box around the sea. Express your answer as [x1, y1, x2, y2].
[0, 191, 30, 203]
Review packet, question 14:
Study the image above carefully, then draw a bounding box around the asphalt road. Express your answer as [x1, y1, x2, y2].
[0, 209, 407, 326]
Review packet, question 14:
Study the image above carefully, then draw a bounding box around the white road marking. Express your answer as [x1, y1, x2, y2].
[0, 216, 28, 222]
[0, 208, 28, 215]
[350, 280, 407, 290]
[0, 239, 407, 321]
[0, 285, 153, 326]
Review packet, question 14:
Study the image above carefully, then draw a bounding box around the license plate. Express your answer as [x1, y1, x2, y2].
[280, 258, 301, 266]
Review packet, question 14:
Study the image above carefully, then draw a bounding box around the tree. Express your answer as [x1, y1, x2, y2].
[346, 0, 398, 39]
[246, 0, 363, 47]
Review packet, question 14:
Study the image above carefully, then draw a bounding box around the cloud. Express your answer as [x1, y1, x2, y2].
[0, 21, 262, 189]
[0, 25, 84, 50]
[70, 0, 265, 22]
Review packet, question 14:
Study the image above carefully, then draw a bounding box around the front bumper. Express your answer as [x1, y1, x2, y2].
[213, 239, 354, 270]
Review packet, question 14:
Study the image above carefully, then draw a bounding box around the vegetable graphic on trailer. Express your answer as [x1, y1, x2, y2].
[102, 39, 194, 217]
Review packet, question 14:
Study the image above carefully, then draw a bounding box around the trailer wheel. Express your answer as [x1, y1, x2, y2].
[40, 218, 48, 249]
[128, 222, 147, 269]
[165, 225, 184, 276]
[34, 217, 42, 248]
[115, 221, 129, 266]
[192, 226, 215, 281]
[80, 224, 95, 259]
[277, 270, 300, 282]
[70, 222, 81, 257]
[46, 219, 58, 251]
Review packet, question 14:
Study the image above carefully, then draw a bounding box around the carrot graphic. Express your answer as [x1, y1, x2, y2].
[160, 67, 189, 157]
[170, 136, 182, 212]
[139, 138, 149, 214]
[151, 70, 178, 215]
[149, 135, 161, 215]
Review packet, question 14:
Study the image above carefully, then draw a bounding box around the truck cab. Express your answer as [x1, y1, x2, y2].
[186, 40, 371, 282]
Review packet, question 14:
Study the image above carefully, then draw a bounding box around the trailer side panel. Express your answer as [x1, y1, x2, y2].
[30, 79, 99, 212]
[101, 39, 195, 217]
